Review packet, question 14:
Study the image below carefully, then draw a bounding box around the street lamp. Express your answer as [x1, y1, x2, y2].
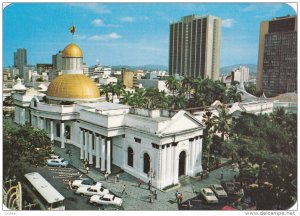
[147, 168, 156, 190]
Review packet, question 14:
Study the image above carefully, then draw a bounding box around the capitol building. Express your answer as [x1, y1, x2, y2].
[13, 42, 205, 190]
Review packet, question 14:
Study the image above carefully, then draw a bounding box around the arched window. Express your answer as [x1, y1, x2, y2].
[65, 125, 71, 139]
[143, 153, 150, 174]
[33, 100, 37, 107]
[56, 123, 60, 137]
[128, 147, 133, 167]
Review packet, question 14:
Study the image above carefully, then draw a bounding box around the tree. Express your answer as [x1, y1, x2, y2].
[3, 121, 54, 180]
[245, 82, 257, 95]
[166, 76, 181, 96]
[226, 86, 243, 103]
[3, 95, 14, 107]
[212, 105, 232, 141]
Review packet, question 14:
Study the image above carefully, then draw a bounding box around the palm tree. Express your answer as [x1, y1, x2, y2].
[101, 84, 111, 102]
[212, 105, 232, 141]
[202, 110, 215, 170]
[226, 86, 244, 103]
[120, 91, 133, 105]
[166, 75, 181, 96]
[182, 77, 193, 99]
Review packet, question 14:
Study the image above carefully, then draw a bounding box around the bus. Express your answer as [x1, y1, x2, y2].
[23, 172, 65, 210]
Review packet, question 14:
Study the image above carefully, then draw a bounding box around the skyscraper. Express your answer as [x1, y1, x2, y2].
[13, 48, 27, 77]
[169, 15, 221, 80]
[257, 15, 297, 95]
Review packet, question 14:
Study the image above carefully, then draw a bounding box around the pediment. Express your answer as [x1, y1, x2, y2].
[158, 110, 205, 135]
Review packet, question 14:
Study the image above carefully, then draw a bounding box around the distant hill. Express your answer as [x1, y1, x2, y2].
[220, 64, 257, 76]
[110, 64, 168, 71]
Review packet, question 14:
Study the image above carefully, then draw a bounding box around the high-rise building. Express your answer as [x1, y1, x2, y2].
[13, 48, 27, 77]
[169, 15, 221, 80]
[257, 15, 297, 95]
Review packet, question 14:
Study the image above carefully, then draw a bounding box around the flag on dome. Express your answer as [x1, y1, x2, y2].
[69, 25, 76, 35]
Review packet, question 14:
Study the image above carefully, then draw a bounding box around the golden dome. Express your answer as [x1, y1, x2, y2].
[47, 74, 100, 100]
[62, 43, 83, 58]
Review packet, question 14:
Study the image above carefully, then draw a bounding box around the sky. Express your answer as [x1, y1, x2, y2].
[3, 2, 297, 68]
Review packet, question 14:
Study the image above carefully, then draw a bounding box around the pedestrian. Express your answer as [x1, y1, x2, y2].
[86, 166, 89, 174]
[84, 159, 88, 169]
[121, 184, 127, 195]
[179, 193, 183, 206]
[105, 171, 109, 180]
[149, 193, 153, 203]
[68, 180, 73, 189]
[137, 178, 142, 187]
[192, 184, 196, 193]
[154, 190, 157, 200]
[116, 174, 120, 182]
[175, 190, 179, 201]
[104, 173, 108, 181]
[220, 173, 224, 180]
[148, 180, 151, 190]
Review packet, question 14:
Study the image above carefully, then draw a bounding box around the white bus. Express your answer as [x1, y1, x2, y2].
[23, 172, 65, 210]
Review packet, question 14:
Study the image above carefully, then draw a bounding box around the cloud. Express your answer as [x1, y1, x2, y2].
[91, 19, 119, 27]
[92, 19, 104, 27]
[222, 19, 235, 28]
[74, 34, 87, 40]
[120, 16, 135, 22]
[88, 33, 121, 41]
[67, 3, 111, 14]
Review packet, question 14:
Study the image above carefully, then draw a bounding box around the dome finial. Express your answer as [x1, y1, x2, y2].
[69, 22, 76, 42]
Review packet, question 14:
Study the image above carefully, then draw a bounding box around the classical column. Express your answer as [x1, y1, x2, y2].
[122, 135, 126, 167]
[14, 107, 18, 123]
[95, 134, 100, 168]
[40, 118, 44, 130]
[189, 138, 194, 176]
[31, 114, 34, 128]
[20, 108, 25, 125]
[157, 146, 163, 189]
[106, 138, 111, 174]
[50, 120, 54, 141]
[60, 121, 65, 148]
[84, 131, 89, 160]
[100, 136, 106, 171]
[161, 145, 167, 187]
[166, 144, 172, 185]
[173, 143, 179, 184]
[89, 132, 93, 165]
[80, 129, 84, 159]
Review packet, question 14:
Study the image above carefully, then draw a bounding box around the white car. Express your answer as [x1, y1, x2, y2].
[210, 184, 228, 198]
[200, 188, 219, 203]
[75, 185, 109, 196]
[71, 179, 100, 189]
[50, 154, 62, 159]
[89, 194, 123, 207]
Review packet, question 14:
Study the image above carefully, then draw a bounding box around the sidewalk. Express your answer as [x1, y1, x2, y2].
[54, 143, 239, 210]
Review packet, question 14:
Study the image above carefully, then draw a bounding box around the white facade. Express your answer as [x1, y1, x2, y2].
[14, 93, 205, 189]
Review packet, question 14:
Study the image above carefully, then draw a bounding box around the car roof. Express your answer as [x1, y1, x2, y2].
[102, 194, 114, 199]
[211, 184, 222, 187]
[202, 188, 213, 193]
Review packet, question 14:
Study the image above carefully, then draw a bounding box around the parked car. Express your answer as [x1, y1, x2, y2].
[75, 185, 109, 196]
[200, 188, 218, 203]
[49, 154, 62, 159]
[89, 194, 123, 207]
[71, 179, 99, 189]
[210, 184, 228, 198]
[47, 158, 68, 167]
[221, 180, 244, 197]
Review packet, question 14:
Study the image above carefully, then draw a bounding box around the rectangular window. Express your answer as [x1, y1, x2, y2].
[134, 137, 141, 143]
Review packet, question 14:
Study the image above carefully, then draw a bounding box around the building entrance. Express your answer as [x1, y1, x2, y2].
[178, 151, 186, 176]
